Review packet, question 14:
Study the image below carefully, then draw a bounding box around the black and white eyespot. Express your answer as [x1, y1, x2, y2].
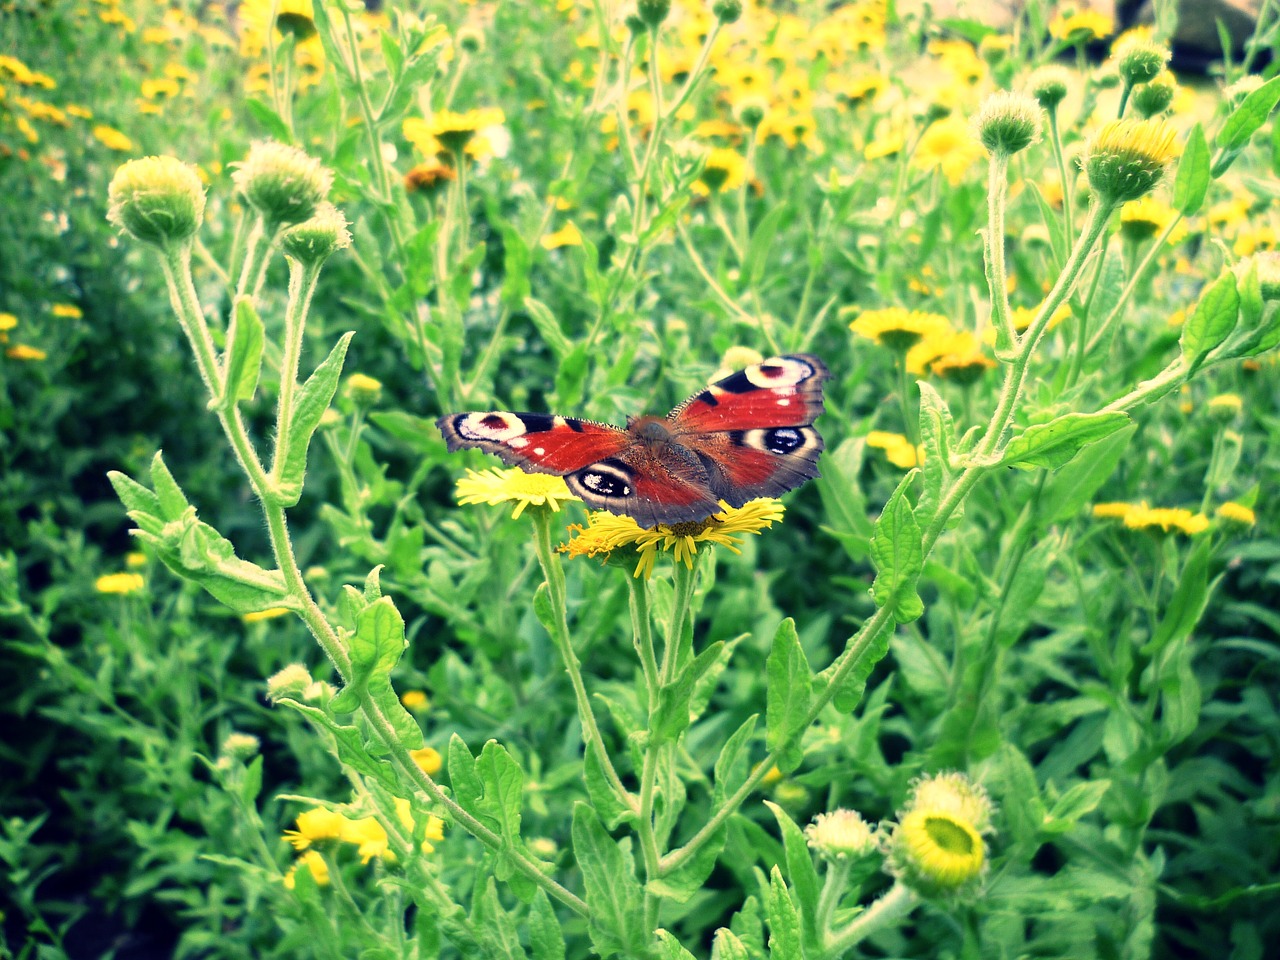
[714, 355, 819, 394]
[734, 426, 822, 457]
[567, 459, 634, 500]
[454, 411, 528, 443]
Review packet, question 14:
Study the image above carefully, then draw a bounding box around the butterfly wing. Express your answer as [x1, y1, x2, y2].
[666, 354, 829, 508]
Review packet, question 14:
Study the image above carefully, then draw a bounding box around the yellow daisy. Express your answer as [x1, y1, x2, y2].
[454, 467, 580, 520]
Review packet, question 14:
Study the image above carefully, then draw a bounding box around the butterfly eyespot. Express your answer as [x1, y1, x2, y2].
[743, 356, 813, 389]
[763, 427, 804, 453]
[568, 459, 634, 500]
[457, 411, 527, 442]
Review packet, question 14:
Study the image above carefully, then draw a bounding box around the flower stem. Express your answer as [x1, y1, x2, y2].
[823, 882, 918, 958]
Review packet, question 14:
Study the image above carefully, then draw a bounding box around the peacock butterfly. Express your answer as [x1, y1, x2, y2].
[436, 354, 829, 529]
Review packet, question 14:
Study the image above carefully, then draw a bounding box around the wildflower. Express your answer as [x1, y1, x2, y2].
[107, 155, 206, 247]
[1119, 196, 1186, 244]
[0, 55, 56, 88]
[267, 663, 314, 701]
[636, 0, 671, 28]
[243, 606, 292, 622]
[805, 809, 878, 861]
[912, 117, 984, 185]
[1207, 393, 1242, 422]
[51, 303, 82, 319]
[866, 431, 920, 469]
[93, 124, 134, 152]
[283, 849, 330, 888]
[0, 313, 19, 339]
[561, 499, 785, 579]
[973, 91, 1041, 156]
[930, 337, 997, 385]
[401, 690, 431, 713]
[541, 222, 584, 249]
[1233, 225, 1278, 258]
[847, 306, 951, 352]
[694, 148, 750, 195]
[95, 572, 145, 594]
[1049, 8, 1114, 42]
[220, 732, 261, 761]
[1082, 118, 1178, 204]
[1092, 501, 1135, 520]
[455, 467, 580, 520]
[343, 372, 382, 407]
[404, 160, 456, 195]
[1132, 70, 1177, 117]
[281, 203, 351, 265]
[885, 771, 994, 898]
[1112, 30, 1169, 87]
[1217, 502, 1256, 527]
[410, 108, 506, 155]
[1123, 504, 1210, 535]
[140, 77, 180, 101]
[411, 746, 443, 777]
[6, 344, 46, 361]
[233, 141, 333, 227]
[284, 808, 347, 850]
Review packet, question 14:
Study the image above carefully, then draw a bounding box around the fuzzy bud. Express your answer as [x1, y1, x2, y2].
[1115, 34, 1170, 87]
[734, 94, 769, 128]
[1131, 70, 1176, 117]
[1027, 65, 1071, 111]
[107, 156, 206, 248]
[232, 140, 333, 227]
[713, 0, 742, 24]
[805, 809, 878, 862]
[280, 202, 351, 265]
[635, 0, 670, 28]
[1083, 118, 1178, 203]
[267, 663, 313, 701]
[974, 91, 1041, 156]
[343, 372, 383, 407]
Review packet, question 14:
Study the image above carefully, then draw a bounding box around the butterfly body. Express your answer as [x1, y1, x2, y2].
[437, 354, 829, 528]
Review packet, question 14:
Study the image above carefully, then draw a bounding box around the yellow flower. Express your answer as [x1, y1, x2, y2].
[1120, 197, 1187, 244]
[1123, 504, 1210, 535]
[95, 572, 144, 594]
[694, 148, 751, 195]
[1049, 8, 1114, 42]
[401, 690, 431, 713]
[5, 344, 45, 361]
[864, 127, 906, 161]
[411, 746, 443, 777]
[913, 117, 984, 186]
[403, 160, 456, 195]
[928, 334, 997, 385]
[847, 306, 952, 352]
[283, 849, 330, 888]
[1092, 501, 1135, 520]
[407, 107, 505, 155]
[1084, 118, 1178, 203]
[886, 771, 993, 897]
[455, 467, 580, 520]
[51, 303, 82, 319]
[0, 314, 17, 334]
[1216, 502, 1256, 527]
[93, 124, 135, 152]
[561, 499, 785, 579]
[866, 431, 921, 469]
[541, 222, 583, 249]
[1208, 393, 1242, 415]
[242, 606, 292, 623]
[140, 77, 181, 100]
[0, 55, 56, 88]
[283, 807, 347, 851]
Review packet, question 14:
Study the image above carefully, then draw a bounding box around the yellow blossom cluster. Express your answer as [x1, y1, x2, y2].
[281, 797, 445, 887]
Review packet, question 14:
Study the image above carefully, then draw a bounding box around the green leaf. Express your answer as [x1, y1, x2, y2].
[713, 714, 758, 806]
[448, 734, 484, 813]
[1044, 780, 1111, 831]
[746, 205, 788, 289]
[274, 332, 354, 506]
[583, 747, 636, 829]
[244, 98, 292, 141]
[571, 803, 648, 958]
[870, 472, 924, 622]
[711, 929, 751, 960]
[1142, 538, 1214, 656]
[648, 822, 726, 903]
[765, 620, 811, 774]
[1180, 270, 1239, 377]
[765, 866, 802, 960]
[655, 931, 698, 960]
[223, 297, 265, 405]
[472, 877, 524, 960]
[1216, 74, 1280, 151]
[275, 699, 398, 791]
[1173, 123, 1210, 215]
[149, 451, 190, 519]
[476, 740, 525, 843]
[330, 597, 423, 750]
[529, 891, 566, 960]
[524, 296, 573, 359]
[554, 343, 589, 410]
[764, 802, 821, 955]
[915, 381, 953, 525]
[1040, 423, 1136, 525]
[999, 412, 1132, 470]
[652, 641, 724, 745]
[108, 470, 162, 520]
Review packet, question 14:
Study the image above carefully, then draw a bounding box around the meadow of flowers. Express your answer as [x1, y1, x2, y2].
[2, 0, 1279, 957]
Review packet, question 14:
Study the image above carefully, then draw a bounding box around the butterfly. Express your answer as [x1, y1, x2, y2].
[437, 354, 829, 529]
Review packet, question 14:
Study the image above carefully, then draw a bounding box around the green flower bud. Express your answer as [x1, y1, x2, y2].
[220, 732, 261, 761]
[267, 662, 313, 701]
[1237, 250, 1280, 301]
[1131, 70, 1176, 117]
[1115, 35, 1170, 87]
[1027, 65, 1071, 111]
[456, 25, 484, 54]
[232, 140, 333, 227]
[974, 90, 1041, 155]
[635, 0, 670, 28]
[280, 202, 351, 265]
[1083, 118, 1178, 203]
[343, 372, 383, 407]
[106, 156, 206, 248]
[734, 94, 769, 128]
[713, 0, 742, 24]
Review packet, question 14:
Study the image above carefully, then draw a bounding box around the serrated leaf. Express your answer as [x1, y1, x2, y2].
[764, 802, 821, 954]
[870, 472, 924, 622]
[648, 822, 725, 903]
[915, 381, 953, 525]
[529, 891, 566, 960]
[448, 734, 483, 812]
[1173, 123, 1210, 215]
[524, 296, 572, 358]
[1046, 780, 1111, 828]
[713, 714, 758, 806]
[273, 332, 354, 506]
[244, 98, 291, 141]
[1180, 270, 1239, 376]
[473, 876, 523, 960]
[652, 641, 724, 745]
[765, 866, 802, 960]
[1216, 73, 1280, 151]
[108, 470, 162, 519]
[712, 929, 751, 960]
[1040, 423, 1136, 525]
[999, 412, 1132, 470]
[583, 748, 636, 829]
[476, 740, 525, 843]
[223, 297, 265, 406]
[655, 931, 698, 960]
[765, 620, 810, 774]
[571, 804, 648, 958]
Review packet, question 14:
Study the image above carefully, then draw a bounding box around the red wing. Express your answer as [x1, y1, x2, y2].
[685, 427, 825, 508]
[436, 412, 630, 474]
[566, 444, 721, 528]
[668, 354, 829, 433]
